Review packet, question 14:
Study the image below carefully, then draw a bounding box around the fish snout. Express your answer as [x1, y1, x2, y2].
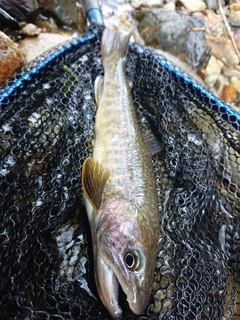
[127, 286, 150, 316]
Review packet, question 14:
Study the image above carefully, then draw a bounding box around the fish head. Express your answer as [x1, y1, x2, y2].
[94, 198, 156, 318]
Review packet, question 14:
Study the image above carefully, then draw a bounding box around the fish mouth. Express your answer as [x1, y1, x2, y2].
[96, 256, 148, 318]
[96, 257, 122, 319]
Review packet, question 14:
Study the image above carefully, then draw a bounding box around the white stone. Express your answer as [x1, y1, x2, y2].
[230, 76, 240, 93]
[21, 23, 41, 36]
[204, 55, 223, 76]
[19, 32, 72, 63]
[164, 2, 176, 11]
[179, 0, 206, 12]
[204, 74, 230, 98]
[222, 66, 240, 78]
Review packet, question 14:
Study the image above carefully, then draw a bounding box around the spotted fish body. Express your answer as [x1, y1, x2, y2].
[82, 28, 160, 319]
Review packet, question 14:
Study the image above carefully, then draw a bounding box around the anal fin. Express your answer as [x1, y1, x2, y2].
[143, 131, 163, 156]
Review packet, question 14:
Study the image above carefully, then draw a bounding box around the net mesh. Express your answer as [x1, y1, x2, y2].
[1, 25, 240, 319]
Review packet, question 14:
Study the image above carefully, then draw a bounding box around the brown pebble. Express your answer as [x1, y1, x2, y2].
[235, 303, 240, 315]
[156, 289, 167, 301]
[223, 305, 233, 318]
[224, 295, 233, 306]
[163, 298, 175, 310]
[160, 276, 169, 289]
[236, 293, 240, 303]
[0, 32, 24, 85]
[21, 23, 41, 37]
[219, 84, 237, 103]
[153, 300, 162, 313]
[230, 3, 240, 12]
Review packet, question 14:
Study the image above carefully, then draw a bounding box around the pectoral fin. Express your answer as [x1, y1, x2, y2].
[82, 157, 110, 212]
[94, 76, 104, 105]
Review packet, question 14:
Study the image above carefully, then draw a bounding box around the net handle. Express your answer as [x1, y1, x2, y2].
[81, 0, 105, 26]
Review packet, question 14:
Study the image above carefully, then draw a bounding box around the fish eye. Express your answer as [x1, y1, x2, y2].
[125, 252, 136, 269]
[124, 250, 143, 271]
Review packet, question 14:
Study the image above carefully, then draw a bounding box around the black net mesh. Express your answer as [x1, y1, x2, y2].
[1, 25, 240, 319]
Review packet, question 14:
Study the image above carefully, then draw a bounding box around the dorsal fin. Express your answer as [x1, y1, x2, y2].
[82, 157, 110, 212]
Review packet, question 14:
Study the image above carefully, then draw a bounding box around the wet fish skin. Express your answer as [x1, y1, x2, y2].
[82, 28, 160, 318]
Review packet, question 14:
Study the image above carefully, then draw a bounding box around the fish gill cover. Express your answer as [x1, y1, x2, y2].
[0, 25, 240, 319]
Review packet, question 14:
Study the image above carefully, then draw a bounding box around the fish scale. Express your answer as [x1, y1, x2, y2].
[94, 64, 157, 208]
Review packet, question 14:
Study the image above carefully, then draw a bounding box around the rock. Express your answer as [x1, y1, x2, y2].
[229, 3, 240, 24]
[178, 0, 206, 12]
[222, 65, 240, 78]
[21, 23, 41, 36]
[135, 9, 179, 34]
[155, 48, 206, 86]
[135, 8, 211, 70]
[0, 31, 24, 85]
[19, 32, 72, 63]
[234, 30, 240, 49]
[206, 38, 240, 67]
[25, 0, 39, 10]
[230, 76, 240, 93]
[205, 0, 225, 10]
[164, 2, 176, 11]
[38, 0, 78, 26]
[204, 74, 221, 88]
[135, 9, 211, 69]
[35, 17, 58, 33]
[204, 55, 224, 76]
[134, 0, 164, 6]
[204, 74, 229, 97]
[219, 84, 237, 103]
[149, 11, 211, 69]
[0, 0, 32, 21]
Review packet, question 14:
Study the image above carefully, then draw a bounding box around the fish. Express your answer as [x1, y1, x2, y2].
[81, 28, 160, 318]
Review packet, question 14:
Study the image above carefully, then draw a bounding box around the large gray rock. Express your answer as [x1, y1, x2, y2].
[135, 9, 211, 70]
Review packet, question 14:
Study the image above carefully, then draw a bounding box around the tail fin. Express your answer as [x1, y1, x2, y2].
[101, 28, 132, 67]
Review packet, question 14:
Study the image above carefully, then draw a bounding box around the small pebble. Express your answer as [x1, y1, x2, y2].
[156, 289, 167, 300]
[65, 266, 74, 277]
[0, 32, 24, 85]
[164, 2, 176, 11]
[222, 66, 240, 78]
[35, 17, 58, 33]
[205, 0, 225, 11]
[219, 84, 237, 103]
[204, 55, 223, 76]
[160, 276, 169, 289]
[204, 74, 230, 98]
[179, 0, 206, 12]
[229, 3, 240, 24]
[230, 76, 240, 93]
[140, 0, 164, 6]
[60, 259, 68, 269]
[153, 300, 162, 313]
[204, 74, 219, 87]
[21, 23, 41, 36]
[69, 255, 78, 266]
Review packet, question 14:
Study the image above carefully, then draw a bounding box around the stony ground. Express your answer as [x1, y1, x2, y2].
[1, 0, 240, 111]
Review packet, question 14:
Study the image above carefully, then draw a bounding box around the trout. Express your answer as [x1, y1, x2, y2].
[82, 28, 160, 318]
